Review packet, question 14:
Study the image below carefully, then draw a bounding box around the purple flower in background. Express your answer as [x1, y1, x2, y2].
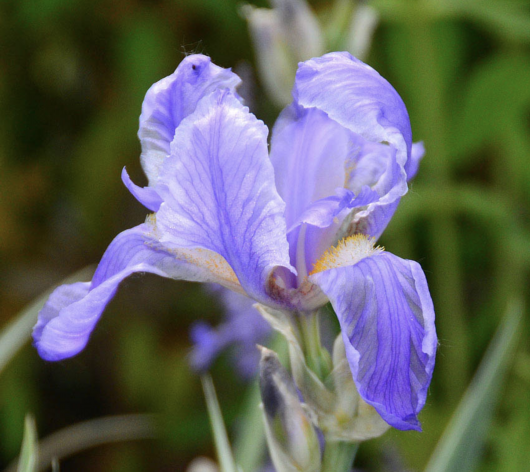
[189, 285, 271, 378]
[33, 52, 436, 431]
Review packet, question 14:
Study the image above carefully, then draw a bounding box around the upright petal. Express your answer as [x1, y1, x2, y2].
[294, 52, 412, 171]
[408, 141, 425, 181]
[33, 223, 242, 361]
[138, 54, 241, 184]
[270, 105, 351, 230]
[310, 252, 437, 430]
[340, 137, 406, 240]
[155, 90, 294, 304]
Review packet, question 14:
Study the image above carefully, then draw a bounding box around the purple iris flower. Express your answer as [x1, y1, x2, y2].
[189, 285, 272, 379]
[33, 52, 436, 431]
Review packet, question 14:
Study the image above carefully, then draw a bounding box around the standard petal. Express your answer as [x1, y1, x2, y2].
[138, 54, 241, 184]
[270, 105, 352, 229]
[33, 223, 242, 361]
[408, 141, 425, 181]
[340, 137, 406, 240]
[155, 90, 294, 304]
[310, 252, 437, 431]
[294, 52, 412, 171]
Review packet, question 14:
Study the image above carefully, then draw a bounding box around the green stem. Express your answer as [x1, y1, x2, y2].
[298, 311, 330, 380]
[321, 441, 359, 472]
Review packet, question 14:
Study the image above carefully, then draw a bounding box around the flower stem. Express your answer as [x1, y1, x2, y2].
[321, 441, 359, 472]
[298, 311, 330, 380]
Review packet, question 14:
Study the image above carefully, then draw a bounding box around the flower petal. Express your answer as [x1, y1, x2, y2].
[340, 137, 406, 240]
[270, 105, 352, 230]
[408, 141, 425, 181]
[139, 54, 241, 184]
[294, 52, 412, 170]
[121, 167, 163, 212]
[33, 223, 241, 361]
[155, 90, 294, 304]
[310, 252, 437, 430]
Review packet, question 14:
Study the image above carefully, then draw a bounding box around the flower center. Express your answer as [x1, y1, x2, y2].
[310, 234, 383, 275]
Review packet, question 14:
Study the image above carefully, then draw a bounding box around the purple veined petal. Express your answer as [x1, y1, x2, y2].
[341, 137, 407, 240]
[408, 141, 425, 181]
[290, 187, 381, 276]
[139, 54, 241, 184]
[155, 90, 294, 305]
[189, 285, 271, 379]
[33, 223, 244, 361]
[121, 167, 163, 212]
[270, 105, 352, 230]
[310, 251, 437, 431]
[281, 130, 405, 276]
[293, 52, 412, 171]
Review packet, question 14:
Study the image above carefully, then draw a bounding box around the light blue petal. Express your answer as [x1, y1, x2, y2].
[408, 141, 425, 181]
[121, 167, 163, 212]
[269, 103, 350, 230]
[311, 252, 437, 431]
[342, 137, 405, 240]
[33, 224, 235, 361]
[294, 52, 412, 172]
[139, 54, 241, 184]
[155, 90, 294, 303]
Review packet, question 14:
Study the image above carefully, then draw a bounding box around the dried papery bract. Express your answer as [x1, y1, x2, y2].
[259, 345, 321, 472]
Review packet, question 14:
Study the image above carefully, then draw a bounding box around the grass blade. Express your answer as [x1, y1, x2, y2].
[425, 298, 524, 472]
[17, 415, 38, 472]
[6, 414, 155, 472]
[201, 375, 238, 472]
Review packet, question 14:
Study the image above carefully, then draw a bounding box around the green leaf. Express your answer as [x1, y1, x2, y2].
[453, 54, 530, 159]
[17, 415, 38, 472]
[201, 375, 238, 472]
[0, 266, 95, 377]
[424, 299, 524, 472]
[462, 1, 530, 43]
[6, 414, 156, 471]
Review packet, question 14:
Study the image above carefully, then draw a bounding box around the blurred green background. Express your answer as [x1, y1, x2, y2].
[1, 0, 530, 470]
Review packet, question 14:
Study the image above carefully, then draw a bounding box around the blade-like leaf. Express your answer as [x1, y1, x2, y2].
[0, 266, 95, 376]
[6, 414, 155, 472]
[424, 298, 524, 472]
[201, 375, 238, 472]
[17, 415, 38, 472]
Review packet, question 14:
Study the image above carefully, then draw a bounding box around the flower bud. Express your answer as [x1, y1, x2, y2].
[242, 0, 324, 107]
[257, 304, 389, 442]
[259, 345, 321, 472]
[346, 5, 379, 61]
[186, 457, 219, 472]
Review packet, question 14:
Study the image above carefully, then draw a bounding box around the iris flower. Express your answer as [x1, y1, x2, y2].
[189, 285, 271, 378]
[33, 52, 436, 431]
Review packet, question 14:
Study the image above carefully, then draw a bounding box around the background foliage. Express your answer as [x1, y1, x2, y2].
[0, 0, 529, 470]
